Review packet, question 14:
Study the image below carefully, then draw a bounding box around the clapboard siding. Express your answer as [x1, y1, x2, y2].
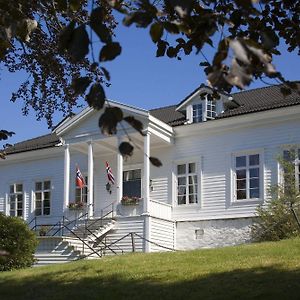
[103, 216, 145, 254]
[172, 117, 300, 220]
[150, 217, 175, 252]
[0, 152, 65, 222]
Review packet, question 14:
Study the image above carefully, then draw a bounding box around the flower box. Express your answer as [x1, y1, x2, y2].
[121, 196, 141, 206]
[68, 201, 85, 210]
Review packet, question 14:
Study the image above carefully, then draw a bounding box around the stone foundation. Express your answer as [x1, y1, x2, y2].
[176, 217, 254, 250]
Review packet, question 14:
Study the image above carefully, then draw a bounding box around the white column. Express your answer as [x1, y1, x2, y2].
[117, 136, 123, 206]
[63, 144, 70, 211]
[143, 131, 151, 252]
[88, 141, 94, 218]
[143, 132, 150, 213]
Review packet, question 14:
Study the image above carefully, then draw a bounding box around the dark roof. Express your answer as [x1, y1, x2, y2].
[4, 83, 300, 155]
[5, 133, 60, 155]
[150, 83, 300, 126]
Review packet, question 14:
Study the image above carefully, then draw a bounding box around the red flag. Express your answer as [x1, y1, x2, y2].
[76, 166, 85, 188]
[106, 161, 115, 184]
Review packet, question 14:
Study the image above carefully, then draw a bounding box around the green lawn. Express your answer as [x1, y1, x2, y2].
[1, 238, 300, 300]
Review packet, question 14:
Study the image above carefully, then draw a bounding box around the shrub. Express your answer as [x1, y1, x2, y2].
[252, 154, 300, 242]
[0, 213, 38, 271]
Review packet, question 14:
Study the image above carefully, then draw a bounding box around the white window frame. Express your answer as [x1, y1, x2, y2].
[75, 173, 88, 203]
[34, 180, 51, 216]
[231, 149, 264, 203]
[188, 96, 217, 124]
[176, 161, 200, 206]
[9, 183, 24, 217]
[280, 147, 300, 191]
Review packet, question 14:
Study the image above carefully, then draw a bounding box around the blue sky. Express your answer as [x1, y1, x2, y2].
[0, 21, 299, 147]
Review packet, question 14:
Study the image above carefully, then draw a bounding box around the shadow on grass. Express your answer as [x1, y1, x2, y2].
[1, 265, 300, 300]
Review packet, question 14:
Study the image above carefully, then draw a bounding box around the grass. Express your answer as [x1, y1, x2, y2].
[1, 238, 300, 300]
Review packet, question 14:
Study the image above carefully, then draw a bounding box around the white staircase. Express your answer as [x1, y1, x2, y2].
[34, 218, 116, 266]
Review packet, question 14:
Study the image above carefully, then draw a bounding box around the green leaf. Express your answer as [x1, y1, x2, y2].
[123, 116, 145, 136]
[99, 42, 122, 62]
[86, 83, 106, 110]
[150, 23, 163, 43]
[69, 0, 81, 11]
[99, 107, 123, 135]
[149, 157, 162, 167]
[119, 142, 134, 157]
[68, 25, 89, 62]
[58, 20, 76, 53]
[163, 22, 179, 34]
[71, 77, 92, 95]
[100, 67, 111, 81]
[156, 40, 168, 57]
[90, 7, 112, 44]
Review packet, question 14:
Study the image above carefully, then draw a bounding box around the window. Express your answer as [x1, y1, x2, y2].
[191, 98, 216, 123]
[9, 183, 23, 217]
[35, 180, 51, 216]
[283, 148, 300, 191]
[75, 175, 88, 203]
[177, 162, 198, 205]
[234, 154, 261, 200]
[206, 99, 216, 119]
[123, 169, 141, 198]
[192, 104, 203, 123]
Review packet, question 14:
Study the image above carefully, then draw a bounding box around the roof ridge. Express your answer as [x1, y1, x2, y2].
[150, 104, 177, 111]
[12, 132, 57, 146]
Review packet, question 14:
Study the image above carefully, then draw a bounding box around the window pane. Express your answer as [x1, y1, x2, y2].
[17, 210, 23, 217]
[250, 178, 259, 188]
[188, 175, 197, 184]
[237, 190, 246, 200]
[16, 184, 23, 192]
[188, 163, 196, 173]
[177, 164, 186, 175]
[35, 201, 42, 209]
[178, 195, 186, 205]
[178, 186, 186, 196]
[133, 169, 141, 179]
[44, 199, 50, 208]
[44, 181, 51, 190]
[17, 194, 23, 202]
[44, 192, 51, 200]
[236, 156, 246, 168]
[236, 169, 246, 179]
[44, 207, 50, 215]
[123, 180, 141, 198]
[10, 185, 14, 193]
[35, 209, 42, 216]
[35, 182, 42, 191]
[35, 192, 42, 200]
[178, 177, 186, 185]
[250, 168, 259, 178]
[189, 185, 198, 194]
[250, 188, 260, 198]
[189, 194, 198, 203]
[10, 195, 15, 203]
[237, 179, 246, 189]
[249, 154, 259, 166]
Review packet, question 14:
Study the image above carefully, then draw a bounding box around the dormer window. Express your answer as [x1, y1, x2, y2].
[190, 99, 216, 123]
[192, 104, 203, 123]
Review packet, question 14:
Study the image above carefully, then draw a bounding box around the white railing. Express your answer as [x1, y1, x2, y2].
[149, 199, 172, 220]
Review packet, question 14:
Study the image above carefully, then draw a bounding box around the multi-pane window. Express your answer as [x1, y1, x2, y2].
[9, 183, 23, 217]
[177, 162, 198, 205]
[283, 148, 300, 191]
[35, 180, 51, 216]
[235, 154, 260, 200]
[206, 99, 216, 119]
[192, 104, 203, 123]
[123, 169, 141, 198]
[75, 176, 88, 203]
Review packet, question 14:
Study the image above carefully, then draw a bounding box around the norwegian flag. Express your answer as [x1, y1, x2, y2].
[76, 166, 85, 188]
[106, 161, 115, 184]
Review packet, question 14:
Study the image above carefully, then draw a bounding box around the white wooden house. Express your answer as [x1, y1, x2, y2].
[1, 83, 300, 264]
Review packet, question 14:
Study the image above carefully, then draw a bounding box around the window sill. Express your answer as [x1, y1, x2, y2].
[231, 198, 263, 206]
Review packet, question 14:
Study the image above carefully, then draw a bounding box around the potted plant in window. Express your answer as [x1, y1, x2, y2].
[68, 201, 85, 210]
[121, 196, 141, 206]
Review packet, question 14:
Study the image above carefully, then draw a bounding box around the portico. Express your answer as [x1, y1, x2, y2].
[55, 102, 174, 221]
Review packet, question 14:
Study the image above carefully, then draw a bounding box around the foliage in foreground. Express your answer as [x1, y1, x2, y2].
[0, 213, 38, 271]
[252, 154, 300, 241]
[0, 238, 299, 300]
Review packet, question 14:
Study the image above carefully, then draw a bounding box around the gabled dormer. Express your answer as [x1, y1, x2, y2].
[176, 85, 238, 124]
